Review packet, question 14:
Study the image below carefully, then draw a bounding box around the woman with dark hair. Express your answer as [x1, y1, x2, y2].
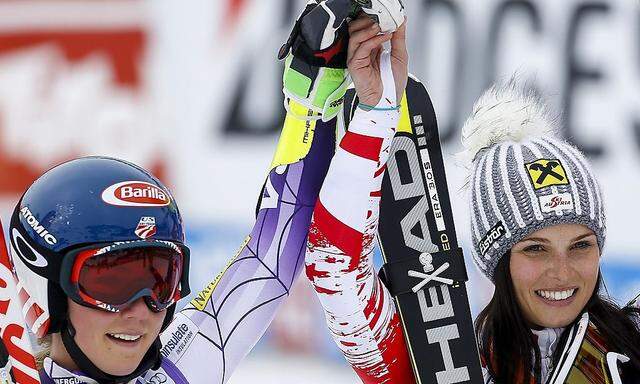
[306, 78, 640, 383]
[462, 84, 640, 383]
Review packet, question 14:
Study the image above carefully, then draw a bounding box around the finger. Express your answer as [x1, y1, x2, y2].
[390, 18, 408, 61]
[369, 46, 380, 72]
[349, 21, 380, 45]
[349, 33, 392, 67]
[347, 23, 382, 61]
[374, 47, 383, 71]
[348, 15, 375, 35]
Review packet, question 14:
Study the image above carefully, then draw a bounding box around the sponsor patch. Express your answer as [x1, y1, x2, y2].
[51, 378, 82, 384]
[479, 221, 506, 256]
[11, 228, 48, 268]
[146, 372, 169, 384]
[135, 216, 157, 239]
[19, 206, 57, 245]
[159, 314, 198, 364]
[539, 193, 574, 213]
[94, 302, 118, 312]
[190, 236, 250, 311]
[101, 181, 170, 207]
[525, 159, 569, 190]
[190, 280, 217, 312]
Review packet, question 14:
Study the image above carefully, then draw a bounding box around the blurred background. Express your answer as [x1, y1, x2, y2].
[0, 0, 639, 382]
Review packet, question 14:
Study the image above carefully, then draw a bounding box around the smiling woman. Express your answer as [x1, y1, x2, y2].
[461, 82, 640, 383]
[509, 224, 600, 329]
[7, 103, 336, 382]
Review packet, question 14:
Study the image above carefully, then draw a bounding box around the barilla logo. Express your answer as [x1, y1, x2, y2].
[19, 206, 57, 245]
[102, 181, 170, 207]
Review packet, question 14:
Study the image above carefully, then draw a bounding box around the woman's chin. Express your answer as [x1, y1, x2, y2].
[530, 309, 580, 329]
[95, 352, 144, 377]
[100, 363, 140, 377]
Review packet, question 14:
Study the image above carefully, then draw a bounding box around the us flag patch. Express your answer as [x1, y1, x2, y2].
[135, 216, 157, 239]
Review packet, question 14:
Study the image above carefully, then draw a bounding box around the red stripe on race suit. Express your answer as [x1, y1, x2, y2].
[308, 201, 363, 272]
[363, 279, 383, 321]
[305, 261, 341, 295]
[374, 165, 387, 178]
[305, 106, 415, 383]
[339, 132, 384, 162]
[365, 314, 415, 384]
[306, 196, 416, 383]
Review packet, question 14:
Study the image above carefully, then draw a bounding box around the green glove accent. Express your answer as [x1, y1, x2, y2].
[282, 54, 350, 122]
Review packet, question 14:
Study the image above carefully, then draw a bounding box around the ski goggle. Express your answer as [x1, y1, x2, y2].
[60, 240, 190, 313]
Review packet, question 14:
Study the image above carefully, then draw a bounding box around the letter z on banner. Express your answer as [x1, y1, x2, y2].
[0, 219, 39, 384]
[345, 76, 483, 383]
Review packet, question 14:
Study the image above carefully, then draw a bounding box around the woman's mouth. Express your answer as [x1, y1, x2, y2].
[534, 288, 578, 303]
[106, 332, 143, 346]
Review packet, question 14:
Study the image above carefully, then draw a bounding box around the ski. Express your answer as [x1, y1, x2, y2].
[346, 75, 483, 383]
[0, 219, 40, 384]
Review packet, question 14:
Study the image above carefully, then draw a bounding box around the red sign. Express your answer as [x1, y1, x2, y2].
[0, 1, 168, 197]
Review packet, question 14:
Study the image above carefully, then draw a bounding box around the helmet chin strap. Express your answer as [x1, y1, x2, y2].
[60, 318, 162, 384]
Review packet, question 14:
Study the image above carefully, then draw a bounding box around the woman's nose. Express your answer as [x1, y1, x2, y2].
[120, 297, 152, 319]
[546, 252, 571, 281]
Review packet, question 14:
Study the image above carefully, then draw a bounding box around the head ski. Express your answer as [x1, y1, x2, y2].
[346, 75, 484, 384]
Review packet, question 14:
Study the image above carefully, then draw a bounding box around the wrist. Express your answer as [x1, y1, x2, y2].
[357, 103, 400, 112]
[356, 89, 382, 107]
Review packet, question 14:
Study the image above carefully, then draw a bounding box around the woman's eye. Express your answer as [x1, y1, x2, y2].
[571, 240, 593, 250]
[523, 244, 544, 253]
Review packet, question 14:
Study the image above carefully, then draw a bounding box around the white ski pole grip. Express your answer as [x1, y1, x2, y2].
[378, 49, 398, 109]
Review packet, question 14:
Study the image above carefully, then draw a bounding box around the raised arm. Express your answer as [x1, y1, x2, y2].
[154, 33, 345, 384]
[305, 18, 416, 384]
[159, 107, 336, 383]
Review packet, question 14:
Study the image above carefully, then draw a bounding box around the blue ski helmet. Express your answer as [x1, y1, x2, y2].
[8, 156, 191, 337]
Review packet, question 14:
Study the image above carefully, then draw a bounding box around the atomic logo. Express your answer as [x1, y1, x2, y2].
[11, 228, 49, 268]
[102, 181, 170, 207]
[19, 206, 57, 245]
[526, 159, 569, 190]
